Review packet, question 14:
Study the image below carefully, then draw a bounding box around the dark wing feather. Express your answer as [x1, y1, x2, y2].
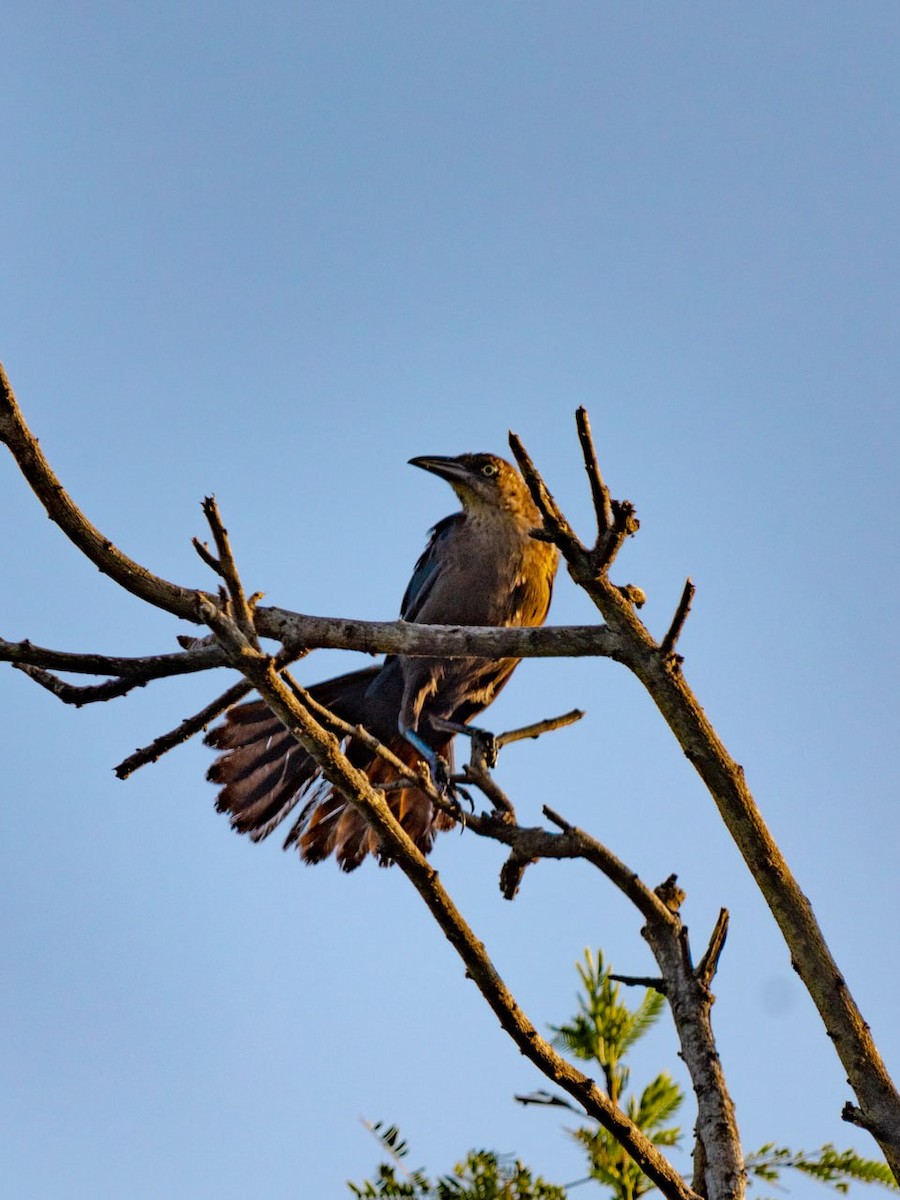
[399, 513, 463, 621]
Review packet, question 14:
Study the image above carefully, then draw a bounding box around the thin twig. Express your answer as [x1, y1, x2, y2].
[114, 644, 308, 778]
[514, 1090, 579, 1111]
[0, 637, 225, 678]
[575, 406, 614, 537]
[14, 664, 148, 706]
[512, 410, 639, 578]
[200, 496, 260, 647]
[114, 679, 254, 778]
[496, 708, 585, 747]
[543, 804, 575, 832]
[508, 430, 582, 549]
[659, 578, 696, 659]
[610, 973, 667, 993]
[695, 910, 730, 987]
[191, 538, 221, 574]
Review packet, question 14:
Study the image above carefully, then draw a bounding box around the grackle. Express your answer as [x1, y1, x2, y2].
[205, 453, 558, 870]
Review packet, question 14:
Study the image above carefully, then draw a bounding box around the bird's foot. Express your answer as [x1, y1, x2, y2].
[403, 729, 452, 793]
[429, 717, 499, 769]
[448, 782, 475, 814]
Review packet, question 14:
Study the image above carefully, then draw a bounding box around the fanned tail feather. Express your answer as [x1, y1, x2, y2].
[204, 667, 454, 871]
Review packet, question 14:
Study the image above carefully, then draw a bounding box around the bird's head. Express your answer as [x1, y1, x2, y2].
[408, 452, 539, 520]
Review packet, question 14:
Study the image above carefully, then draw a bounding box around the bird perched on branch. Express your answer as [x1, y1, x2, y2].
[205, 453, 558, 870]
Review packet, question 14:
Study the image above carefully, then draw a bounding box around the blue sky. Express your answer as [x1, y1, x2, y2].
[2, 4, 899, 1197]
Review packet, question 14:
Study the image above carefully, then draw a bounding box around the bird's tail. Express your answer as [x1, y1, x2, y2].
[204, 667, 455, 871]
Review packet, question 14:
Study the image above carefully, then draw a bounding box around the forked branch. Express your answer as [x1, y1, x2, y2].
[510, 412, 900, 1178]
[193, 591, 702, 1200]
[3, 363, 897, 1190]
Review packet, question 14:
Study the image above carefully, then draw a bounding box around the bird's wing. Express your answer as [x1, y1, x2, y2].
[399, 513, 464, 622]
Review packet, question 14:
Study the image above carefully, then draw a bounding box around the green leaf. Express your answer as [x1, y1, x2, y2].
[746, 1143, 898, 1194]
[633, 1073, 684, 1135]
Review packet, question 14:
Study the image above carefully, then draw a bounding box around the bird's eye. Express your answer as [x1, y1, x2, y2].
[481, 462, 499, 478]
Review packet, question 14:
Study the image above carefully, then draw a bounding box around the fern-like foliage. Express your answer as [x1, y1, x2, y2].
[550, 949, 666, 1105]
[547, 950, 683, 1200]
[746, 1142, 898, 1195]
[348, 1145, 565, 1199]
[350, 953, 897, 1200]
[349, 1121, 566, 1199]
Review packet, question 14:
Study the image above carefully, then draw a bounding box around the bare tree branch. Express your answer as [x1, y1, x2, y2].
[609, 974, 666, 992]
[515, 1089, 579, 1111]
[0, 637, 225, 678]
[660, 578, 696, 659]
[375, 771, 745, 1196]
[512, 410, 900, 1178]
[496, 708, 585, 748]
[575, 405, 614, 536]
[4, 365, 898, 1193]
[14, 663, 150, 705]
[114, 678, 255, 778]
[179, 538, 718, 1199]
[508, 430, 583, 551]
[192, 592, 702, 1200]
[0, 363, 207, 622]
[696, 910, 730, 988]
[5, 614, 625, 667]
[191, 537, 221, 575]
[199, 496, 261, 648]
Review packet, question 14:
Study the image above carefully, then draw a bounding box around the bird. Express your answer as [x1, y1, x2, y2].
[205, 452, 558, 870]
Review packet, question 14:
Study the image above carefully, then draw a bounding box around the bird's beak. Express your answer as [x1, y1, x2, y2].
[408, 455, 467, 484]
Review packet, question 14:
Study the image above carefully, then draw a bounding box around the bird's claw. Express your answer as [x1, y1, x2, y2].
[403, 728, 453, 794]
[448, 782, 475, 813]
[429, 717, 500, 769]
[431, 754, 451, 794]
[470, 730, 499, 769]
